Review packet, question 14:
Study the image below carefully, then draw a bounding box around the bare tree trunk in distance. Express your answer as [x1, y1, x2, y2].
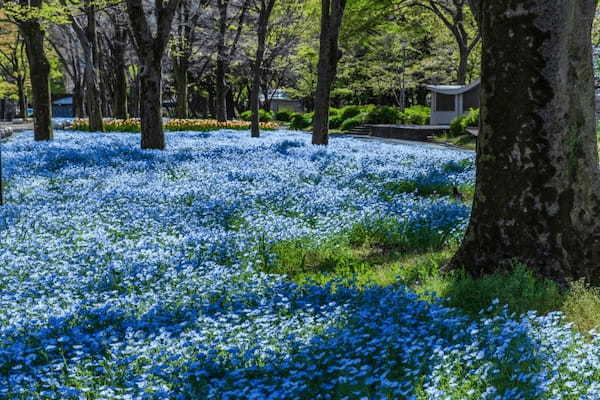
[113, 26, 129, 120]
[215, 0, 230, 122]
[312, 0, 346, 145]
[125, 0, 182, 149]
[20, 15, 53, 141]
[83, 0, 104, 131]
[250, 0, 276, 138]
[450, 0, 600, 286]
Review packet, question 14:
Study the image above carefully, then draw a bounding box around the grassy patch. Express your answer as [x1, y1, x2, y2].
[383, 181, 475, 203]
[260, 221, 600, 334]
[431, 133, 477, 150]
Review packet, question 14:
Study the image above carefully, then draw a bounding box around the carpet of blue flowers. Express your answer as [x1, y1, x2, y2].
[1, 129, 599, 399]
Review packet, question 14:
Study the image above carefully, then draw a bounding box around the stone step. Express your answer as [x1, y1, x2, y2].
[345, 125, 372, 135]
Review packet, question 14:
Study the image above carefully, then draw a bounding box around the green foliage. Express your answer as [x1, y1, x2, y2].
[289, 113, 312, 130]
[464, 108, 480, 127]
[400, 105, 431, 125]
[329, 115, 343, 129]
[340, 116, 364, 131]
[339, 105, 363, 121]
[274, 110, 292, 122]
[449, 114, 468, 137]
[241, 110, 273, 122]
[363, 105, 402, 124]
[449, 108, 479, 137]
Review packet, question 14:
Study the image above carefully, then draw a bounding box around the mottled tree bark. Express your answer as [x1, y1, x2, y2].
[450, 0, 600, 285]
[20, 18, 53, 141]
[312, 0, 346, 145]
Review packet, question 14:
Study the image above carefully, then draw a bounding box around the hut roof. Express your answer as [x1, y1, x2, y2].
[426, 80, 480, 95]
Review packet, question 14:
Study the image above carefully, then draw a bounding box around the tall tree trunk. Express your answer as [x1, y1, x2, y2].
[251, 0, 275, 138]
[73, 80, 85, 118]
[114, 46, 128, 119]
[83, 1, 104, 131]
[457, 44, 468, 85]
[125, 0, 181, 149]
[450, 0, 600, 285]
[20, 19, 53, 141]
[139, 59, 164, 149]
[174, 60, 188, 119]
[215, 59, 228, 122]
[215, 0, 229, 122]
[226, 90, 236, 120]
[312, 0, 346, 145]
[16, 76, 26, 120]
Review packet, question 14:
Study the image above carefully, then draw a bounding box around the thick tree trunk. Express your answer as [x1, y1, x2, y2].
[139, 60, 164, 149]
[20, 20, 53, 141]
[174, 60, 188, 119]
[450, 0, 600, 285]
[312, 0, 346, 145]
[84, 62, 104, 130]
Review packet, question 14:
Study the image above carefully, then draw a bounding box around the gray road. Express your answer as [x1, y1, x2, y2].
[343, 134, 475, 153]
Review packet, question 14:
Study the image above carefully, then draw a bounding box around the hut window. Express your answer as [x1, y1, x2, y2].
[436, 93, 455, 112]
[463, 86, 480, 110]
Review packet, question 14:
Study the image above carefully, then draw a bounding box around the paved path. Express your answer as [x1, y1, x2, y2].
[343, 134, 475, 153]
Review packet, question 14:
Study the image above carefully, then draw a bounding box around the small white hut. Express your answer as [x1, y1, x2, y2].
[426, 80, 480, 125]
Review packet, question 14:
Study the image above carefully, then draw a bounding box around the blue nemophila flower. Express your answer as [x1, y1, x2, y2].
[1, 129, 597, 399]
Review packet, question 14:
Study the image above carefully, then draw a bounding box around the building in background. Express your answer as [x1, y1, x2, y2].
[262, 90, 304, 113]
[52, 96, 74, 118]
[426, 80, 480, 125]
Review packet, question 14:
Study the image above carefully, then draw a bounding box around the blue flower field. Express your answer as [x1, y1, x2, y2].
[1, 130, 599, 399]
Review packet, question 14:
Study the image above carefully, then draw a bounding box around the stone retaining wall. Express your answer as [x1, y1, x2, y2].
[365, 124, 450, 141]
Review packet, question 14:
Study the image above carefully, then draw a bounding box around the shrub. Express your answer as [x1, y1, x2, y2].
[400, 105, 431, 125]
[449, 108, 479, 138]
[240, 109, 272, 122]
[329, 107, 340, 117]
[339, 105, 363, 121]
[340, 116, 364, 131]
[329, 115, 343, 129]
[363, 106, 402, 124]
[240, 111, 252, 121]
[274, 110, 292, 122]
[289, 113, 312, 130]
[449, 114, 468, 137]
[463, 108, 480, 127]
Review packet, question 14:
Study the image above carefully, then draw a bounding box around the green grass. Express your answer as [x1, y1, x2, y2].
[431, 133, 477, 150]
[258, 219, 600, 335]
